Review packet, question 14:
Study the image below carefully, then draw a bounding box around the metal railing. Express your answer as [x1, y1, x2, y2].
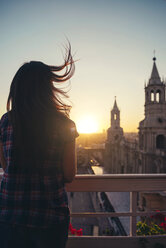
[66, 174, 166, 237]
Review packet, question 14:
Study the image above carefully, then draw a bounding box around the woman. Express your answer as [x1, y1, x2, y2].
[0, 45, 78, 248]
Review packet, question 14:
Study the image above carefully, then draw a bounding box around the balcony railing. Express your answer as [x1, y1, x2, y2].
[0, 170, 166, 247]
[66, 174, 166, 248]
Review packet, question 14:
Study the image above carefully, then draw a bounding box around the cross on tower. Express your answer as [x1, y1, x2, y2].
[153, 50, 156, 61]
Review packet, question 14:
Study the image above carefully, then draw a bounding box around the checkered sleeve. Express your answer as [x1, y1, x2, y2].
[0, 114, 6, 142]
[0, 115, 2, 142]
[0, 117, 2, 168]
[0, 126, 1, 142]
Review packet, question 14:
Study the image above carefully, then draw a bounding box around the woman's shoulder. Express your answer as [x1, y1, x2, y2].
[56, 113, 76, 127]
[0, 112, 8, 121]
[56, 113, 79, 142]
[0, 112, 10, 127]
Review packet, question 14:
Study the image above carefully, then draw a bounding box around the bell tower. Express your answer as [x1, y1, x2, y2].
[111, 97, 120, 128]
[105, 98, 124, 173]
[139, 57, 166, 172]
[144, 57, 166, 117]
[107, 97, 123, 143]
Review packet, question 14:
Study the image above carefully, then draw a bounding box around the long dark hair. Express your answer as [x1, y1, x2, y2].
[7, 44, 75, 173]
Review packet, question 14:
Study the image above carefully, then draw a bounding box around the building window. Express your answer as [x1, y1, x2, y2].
[114, 114, 117, 120]
[146, 92, 149, 102]
[156, 90, 161, 102]
[150, 90, 154, 102]
[156, 135, 165, 149]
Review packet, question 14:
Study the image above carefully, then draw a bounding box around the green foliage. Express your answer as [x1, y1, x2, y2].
[137, 221, 166, 236]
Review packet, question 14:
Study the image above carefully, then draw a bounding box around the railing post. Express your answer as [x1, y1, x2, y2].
[130, 191, 137, 236]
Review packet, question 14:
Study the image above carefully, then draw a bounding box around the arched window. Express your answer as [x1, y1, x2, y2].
[156, 90, 161, 102]
[114, 114, 117, 120]
[151, 90, 154, 102]
[156, 135, 165, 149]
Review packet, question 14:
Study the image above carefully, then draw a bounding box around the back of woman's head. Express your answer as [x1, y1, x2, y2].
[9, 62, 52, 114]
[7, 45, 74, 115]
[7, 45, 75, 173]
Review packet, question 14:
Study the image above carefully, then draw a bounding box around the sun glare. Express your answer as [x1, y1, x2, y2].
[77, 116, 98, 133]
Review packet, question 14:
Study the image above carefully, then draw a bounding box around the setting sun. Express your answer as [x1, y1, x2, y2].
[77, 116, 99, 133]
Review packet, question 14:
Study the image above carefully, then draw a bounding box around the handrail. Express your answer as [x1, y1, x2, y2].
[66, 174, 166, 236]
[66, 174, 166, 192]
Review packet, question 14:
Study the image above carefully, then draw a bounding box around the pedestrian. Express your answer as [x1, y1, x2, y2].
[0, 44, 78, 248]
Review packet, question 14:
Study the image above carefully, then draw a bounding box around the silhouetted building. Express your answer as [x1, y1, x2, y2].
[139, 56, 166, 173]
[105, 57, 166, 174]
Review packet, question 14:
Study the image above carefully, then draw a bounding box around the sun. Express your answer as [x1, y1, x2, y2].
[77, 116, 98, 133]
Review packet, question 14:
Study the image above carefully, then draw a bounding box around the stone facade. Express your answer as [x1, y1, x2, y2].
[105, 98, 125, 173]
[139, 57, 166, 173]
[104, 57, 166, 174]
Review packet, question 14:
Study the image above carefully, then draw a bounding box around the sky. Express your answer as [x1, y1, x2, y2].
[1, 0, 166, 132]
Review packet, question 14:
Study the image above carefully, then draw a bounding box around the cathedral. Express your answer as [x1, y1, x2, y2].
[104, 57, 166, 174]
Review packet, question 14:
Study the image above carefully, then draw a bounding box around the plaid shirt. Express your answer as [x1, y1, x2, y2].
[0, 112, 78, 228]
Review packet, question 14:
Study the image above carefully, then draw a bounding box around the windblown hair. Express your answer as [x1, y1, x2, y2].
[7, 44, 75, 173]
